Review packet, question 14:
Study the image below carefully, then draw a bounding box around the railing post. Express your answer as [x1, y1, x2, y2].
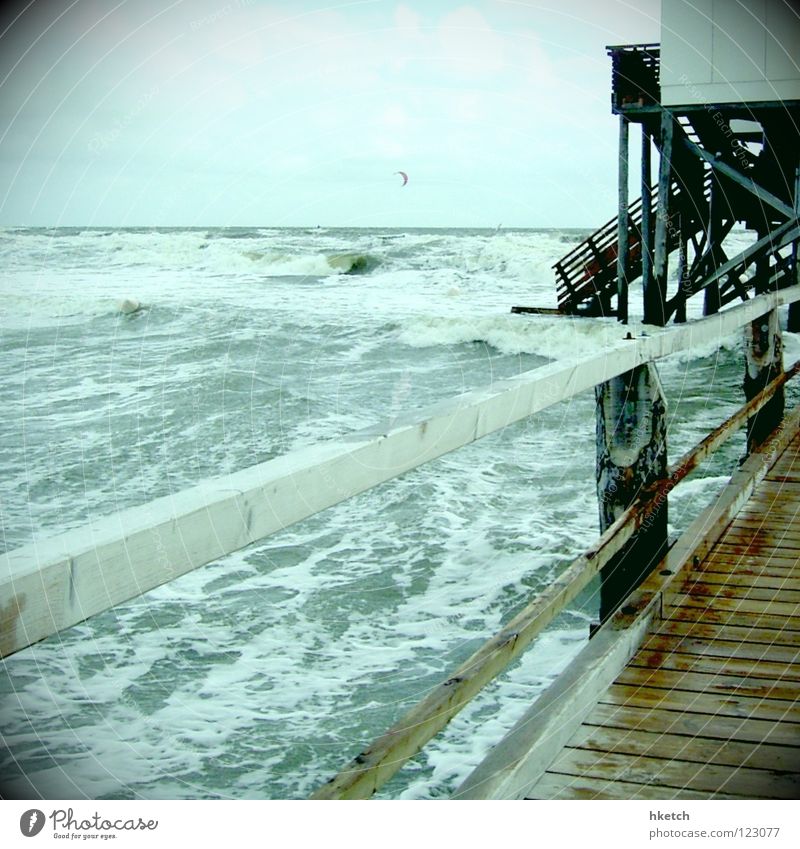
[647, 110, 673, 326]
[745, 310, 784, 452]
[641, 125, 653, 301]
[704, 166, 722, 315]
[789, 164, 800, 333]
[595, 363, 668, 624]
[617, 114, 630, 324]
[675, 214, 688, 323]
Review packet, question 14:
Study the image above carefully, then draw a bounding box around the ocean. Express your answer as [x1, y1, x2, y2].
[1, 225, 798, 799]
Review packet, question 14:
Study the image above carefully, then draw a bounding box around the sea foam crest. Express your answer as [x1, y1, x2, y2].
[398, 313, 627, 359]
[240, 251, 380, 277]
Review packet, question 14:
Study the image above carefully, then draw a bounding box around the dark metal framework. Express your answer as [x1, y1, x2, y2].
[552, 44, 800, 327]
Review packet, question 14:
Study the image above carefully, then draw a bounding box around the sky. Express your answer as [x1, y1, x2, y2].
[0, 0, 662, 227]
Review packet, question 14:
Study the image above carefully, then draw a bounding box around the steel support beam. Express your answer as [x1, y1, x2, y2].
[617, 114, 630, 324]
[647, 110, 672, 326]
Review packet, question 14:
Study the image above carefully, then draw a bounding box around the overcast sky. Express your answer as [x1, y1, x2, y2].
[0, 0, 662, 227]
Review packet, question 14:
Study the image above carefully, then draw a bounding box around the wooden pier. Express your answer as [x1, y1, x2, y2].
[455, 409, 800, 800]
[3, 0, 800, 803]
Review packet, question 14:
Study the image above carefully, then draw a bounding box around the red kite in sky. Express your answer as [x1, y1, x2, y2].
[395, 171, 408, 186]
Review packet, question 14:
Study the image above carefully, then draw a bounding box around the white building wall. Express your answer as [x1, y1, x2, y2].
[660, 0, 800, 106]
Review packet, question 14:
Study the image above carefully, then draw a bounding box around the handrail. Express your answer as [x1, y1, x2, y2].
[309, 359, 800, 799]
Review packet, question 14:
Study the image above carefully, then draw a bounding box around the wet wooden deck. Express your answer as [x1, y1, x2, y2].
[525, 432, 800, 800]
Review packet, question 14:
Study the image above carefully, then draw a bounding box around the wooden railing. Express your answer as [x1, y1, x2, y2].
[311, 354, 800, 799]
[2, 287, 800, 796]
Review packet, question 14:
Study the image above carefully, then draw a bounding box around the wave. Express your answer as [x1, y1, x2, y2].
[241, 251, 380, 277]
[398, 313, 626, 359]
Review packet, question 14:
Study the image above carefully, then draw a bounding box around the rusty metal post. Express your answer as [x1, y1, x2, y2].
[704, 166, 722, 315]
[647, 110, 673, 326]
[595, 363, 668, 624]
[675, 214, 687, 324]
[617, 114, 630, 324]
[789, 165, 800, 332]
[744, 310, 784, 452]
[641, 124, 653, 303]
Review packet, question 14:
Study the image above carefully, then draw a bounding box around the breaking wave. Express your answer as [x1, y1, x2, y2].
[241, 250, 380, 277]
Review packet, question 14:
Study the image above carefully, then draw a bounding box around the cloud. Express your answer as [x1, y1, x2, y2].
[394, 4, 423, 37]
[437, 6, 506, 78]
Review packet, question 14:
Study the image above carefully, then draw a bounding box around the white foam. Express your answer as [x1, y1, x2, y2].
[398, 312, 627, 358]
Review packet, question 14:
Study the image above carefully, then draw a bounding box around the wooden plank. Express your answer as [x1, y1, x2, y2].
[767, 460, 800, 474]
[640, 632, 800, 665]
[695, 565, 800, 584]
[675, 579, 800, 604]
[704, 549, 800, 573]
[736, 512, 800, 527]
[567, 724, 800, 773]
[733, 493, 800, 508]
[665, 593, 800, 620]
[740, 486, 800, 501]
[750, 482, 800, 495]
[746, 480, 800, 493]
[718, 528, 800, 549]
[602, 683, 800, 722]
[545, 747, 800, 798]
[629, 648, 800, 683]
[8, 288, 799, 660]
[527, 771, 744, 800]
[585, 701, 800, 748]
[764, 473, 800, 485]
[726, 518, 800, 536]
[736, 507, 800, 523]
[654, 616, 800, 645]
[699, 561, 800, 579]
[682, 570, 800, 591]
[768, 448, 800, 463]
[706, 539, 800, 558]
[615, 666, 798, 702]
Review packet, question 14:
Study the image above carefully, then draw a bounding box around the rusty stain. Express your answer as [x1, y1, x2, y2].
[0, 594, 26, 658]
[644, 651, 665, 669]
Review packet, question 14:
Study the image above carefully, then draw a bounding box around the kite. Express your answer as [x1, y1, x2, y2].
[395, 170, 408, 186]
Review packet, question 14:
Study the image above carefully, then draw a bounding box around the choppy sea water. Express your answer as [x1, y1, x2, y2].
[1, 225, 798, 799]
